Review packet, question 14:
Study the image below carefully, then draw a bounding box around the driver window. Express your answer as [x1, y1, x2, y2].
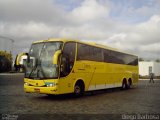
[60, 42, 76, 77]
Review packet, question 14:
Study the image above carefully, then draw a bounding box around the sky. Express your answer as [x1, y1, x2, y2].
[0, 0, 160, 60]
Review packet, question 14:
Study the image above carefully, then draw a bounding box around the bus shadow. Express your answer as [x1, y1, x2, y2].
[33, 87, 134, 101]
[85, 87, 134, 96]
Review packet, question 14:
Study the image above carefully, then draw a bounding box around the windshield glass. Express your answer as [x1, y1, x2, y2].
[24, 42, 63, 79]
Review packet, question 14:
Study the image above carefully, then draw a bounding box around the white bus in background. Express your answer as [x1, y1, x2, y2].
[16, 54, 35, 72]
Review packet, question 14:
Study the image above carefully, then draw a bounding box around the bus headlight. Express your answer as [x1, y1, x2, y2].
[24, 83, 29, 85]
[49, 83, 53, 87]
[46, 83, 56, 87]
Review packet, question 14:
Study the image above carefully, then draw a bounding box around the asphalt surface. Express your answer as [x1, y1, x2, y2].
[0, 73, 160, 120]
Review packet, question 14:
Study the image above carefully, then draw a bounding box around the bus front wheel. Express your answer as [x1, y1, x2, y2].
[74, 81, 84, 97]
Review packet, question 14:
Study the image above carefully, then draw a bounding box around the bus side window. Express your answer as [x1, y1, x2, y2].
[60, 42, 76, 77]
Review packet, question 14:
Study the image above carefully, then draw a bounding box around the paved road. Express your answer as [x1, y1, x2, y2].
[0, 74, 160, 120]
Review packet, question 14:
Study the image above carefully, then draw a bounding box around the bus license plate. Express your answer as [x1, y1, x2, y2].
[34, 88, 40, 93]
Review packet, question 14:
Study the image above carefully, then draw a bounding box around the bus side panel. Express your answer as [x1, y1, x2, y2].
[57, 62, 138, 94]
[73, 61, 95, 91]
[58, 61, 94, 94]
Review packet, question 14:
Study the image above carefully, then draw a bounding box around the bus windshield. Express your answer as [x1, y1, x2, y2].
[24, 41, 63, 79]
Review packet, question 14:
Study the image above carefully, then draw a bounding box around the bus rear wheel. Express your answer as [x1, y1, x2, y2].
[122, 79, 127, 90]
[127, 79, 132, 89]
[74, 82, 84, 97]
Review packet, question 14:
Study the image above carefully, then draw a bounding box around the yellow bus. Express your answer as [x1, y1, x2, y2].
[21, 38, 138, 96]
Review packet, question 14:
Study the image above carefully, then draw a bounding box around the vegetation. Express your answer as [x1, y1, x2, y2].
[139, 58, 160, 62]
[0, 51, 12, 72]
[155, 59, 160, 62]
[138, 58, 144, 61]
[139, 75, 160, 79]
[0, 51, 12, 60]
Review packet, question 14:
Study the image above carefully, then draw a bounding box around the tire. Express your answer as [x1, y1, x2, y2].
[47, 94, 54, 97]
[127, 79, 132, 89]
[74, 83, 84, 97]
[122, 80, 127, 90]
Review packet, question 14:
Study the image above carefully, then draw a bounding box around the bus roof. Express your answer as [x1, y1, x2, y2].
[32, 38, 137, 57]
[32, 38, 76, 44]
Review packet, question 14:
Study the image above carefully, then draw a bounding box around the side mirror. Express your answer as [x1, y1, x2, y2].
[53, 50, 62, 65]
[25, 53, 30, 63]
[16, 53, 28, 66]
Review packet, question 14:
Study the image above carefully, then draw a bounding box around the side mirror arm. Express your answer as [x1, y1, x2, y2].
[53, 50, 62, 65]
[25, 53, 30, 63]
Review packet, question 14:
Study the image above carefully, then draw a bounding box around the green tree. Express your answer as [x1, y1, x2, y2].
[139, 58, 144, 61]
[155, 59, 160, 62]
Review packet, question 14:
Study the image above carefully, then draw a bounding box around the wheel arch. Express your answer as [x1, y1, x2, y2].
[122, 78, 127, 84]
[73, 79, 85, 92]
[128, 78, 132, 85]
[121, 78, 128, 89]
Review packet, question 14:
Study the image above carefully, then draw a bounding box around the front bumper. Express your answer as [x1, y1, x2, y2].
[24, 84, 58, 95]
